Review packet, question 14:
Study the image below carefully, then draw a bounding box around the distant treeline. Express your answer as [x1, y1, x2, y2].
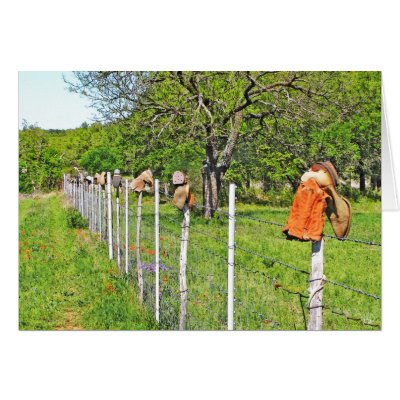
[19, 71, 381, 209]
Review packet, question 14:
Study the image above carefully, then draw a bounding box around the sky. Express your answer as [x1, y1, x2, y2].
[18, 71, 96, 130]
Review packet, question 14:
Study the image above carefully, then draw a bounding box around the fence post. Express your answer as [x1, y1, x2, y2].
[107, 172, 113, 260]
[80, 183, 83, 214]
[86, 182, 90, 220]
[116, 189, 121, 270]
[179, 204, 190, 330]
[227, 183, 236, 331]
[93, 184, 97, 232]
[125, 179, 129, 274]
[103, 188, 106, 241]
[98, 185, 102, 240]
[73, 180, 76, 208]
[155, 179, 160, 323]
[308, 239, 325, 331]
[92, 185, 95, 230]
[136, 192, 144, 302]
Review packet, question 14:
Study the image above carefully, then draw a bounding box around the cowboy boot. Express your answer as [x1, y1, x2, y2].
[324, 185, 352, 239]
[173, 183, 190, 210]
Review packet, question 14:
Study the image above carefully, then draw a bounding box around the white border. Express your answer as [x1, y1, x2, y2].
[2, 1, 399, 399]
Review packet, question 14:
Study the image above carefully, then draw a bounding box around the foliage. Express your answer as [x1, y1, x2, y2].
[66, 208, 87, 228]
[79, 147, 122, 175]
[19, 72, 381, 204]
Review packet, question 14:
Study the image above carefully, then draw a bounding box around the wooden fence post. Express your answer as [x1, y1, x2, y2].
[136, 191, 143, 302]
[103, 189, 106, 241]
[155, 179, 160, 323]
[179, 204, 190, 330]
[308, 239, 325, 331]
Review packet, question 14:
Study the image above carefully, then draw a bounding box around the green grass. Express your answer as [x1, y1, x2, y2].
[19, 190, 381, 331]
[19, 193, 156, 330]
[126, 193, 381, 331]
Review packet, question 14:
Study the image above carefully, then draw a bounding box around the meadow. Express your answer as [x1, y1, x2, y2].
[19, 193, 156, 330]
[123, 192, 381, 331]
[19, 191, 381, 331]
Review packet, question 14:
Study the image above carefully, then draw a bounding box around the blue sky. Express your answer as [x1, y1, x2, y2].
[18, 71, 96, 130]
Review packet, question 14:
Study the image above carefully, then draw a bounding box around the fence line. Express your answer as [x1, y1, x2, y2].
[160, 188, 381, 247]
[63, 174, 381, 330]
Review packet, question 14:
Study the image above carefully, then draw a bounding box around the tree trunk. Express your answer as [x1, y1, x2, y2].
[201, 112, 242, 218]
[202, 158, 221, 218]
[359, 169, 366, 193]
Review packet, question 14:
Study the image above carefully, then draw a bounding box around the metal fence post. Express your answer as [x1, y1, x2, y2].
[155, 179, 160, 323]
[116, 190, 121, 270]
[92, 184, 95, 231]
[125, 179, 129, 274]
[80, 183, 83, 214]
[86, 182, 89, 219]
[308, 239, 325, 331]
[72, 180, 76, 208]
[227, 183, 236, 331]
[93, 184, 97, 232]
[107, 172, 113, 260]
[179, 204, 190, 330]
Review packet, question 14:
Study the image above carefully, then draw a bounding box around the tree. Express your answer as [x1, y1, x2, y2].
[67, 71, 348, 216]
[79, 147, 122, 175]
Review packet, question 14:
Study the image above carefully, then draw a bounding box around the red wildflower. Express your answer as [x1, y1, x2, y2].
[106, 282, 115, 292]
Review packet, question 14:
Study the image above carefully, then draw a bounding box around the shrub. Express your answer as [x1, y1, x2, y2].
[66, 208, 87, 228]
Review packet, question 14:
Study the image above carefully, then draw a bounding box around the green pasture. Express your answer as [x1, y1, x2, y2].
[19, 192, 381, 331]
[19, 193, 156, 330]
[131, 193, 381, 330]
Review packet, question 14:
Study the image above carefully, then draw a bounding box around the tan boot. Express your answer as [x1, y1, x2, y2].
[130, 169, 154, 192]
[324, 185, 352, 238]
[173, 183, 190, 210]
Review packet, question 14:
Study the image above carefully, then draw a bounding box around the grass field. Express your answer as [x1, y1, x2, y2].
[19, 193, 156, 330]
[19, 191, 381, 331]
[133, 193, 381, 330]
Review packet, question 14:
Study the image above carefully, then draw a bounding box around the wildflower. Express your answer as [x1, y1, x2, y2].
[106, 282, 116, 292]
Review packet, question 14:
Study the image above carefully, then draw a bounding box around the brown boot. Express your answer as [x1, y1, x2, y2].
[300, 160, 352, 239]
[130, 169, 154, 192]
[173, 183, 190, 210]
[324, 185, 352, 239]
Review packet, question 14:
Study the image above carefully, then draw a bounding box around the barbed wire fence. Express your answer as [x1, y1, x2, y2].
[63, 174, 381, 330]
